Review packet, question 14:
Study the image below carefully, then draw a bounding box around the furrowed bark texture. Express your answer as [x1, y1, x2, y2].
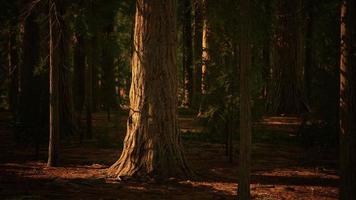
[108, 0, 191, 180]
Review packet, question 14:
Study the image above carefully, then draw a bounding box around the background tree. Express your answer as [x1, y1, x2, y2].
[267, 0, 303, 114]
[193, 0, 203, 108]
[238, 0, 252, 198]
[182, 0, 194, 107]
[339, 0, 356, 198]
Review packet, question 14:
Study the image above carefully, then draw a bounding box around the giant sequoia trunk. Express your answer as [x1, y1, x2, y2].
[339, 0, 356, 199]
[268, 0, 303, 114]
[108, 0, 191, 180]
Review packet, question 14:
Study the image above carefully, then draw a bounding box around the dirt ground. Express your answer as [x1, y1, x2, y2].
[0, 112, 338, 200]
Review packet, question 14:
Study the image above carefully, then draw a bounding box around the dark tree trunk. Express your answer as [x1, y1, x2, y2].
[48, 0, 73, 167]
[304, 0, 314, 102]
[17, 3, 41, 156]
[48, 0, 60, 167]
[339, 0, 356, 199]
[101, 30, 116, 117]
[193, 0, 203, 108]
[182, 0, 193, 107]
[262, 0, 272, 101]
[18, 7, 39, 126]
[238, 0, 252, 199]
[73, 32, 86, 142]
[73, 33, 85, 113]
[269, 0, 302, 114]
[85, 36, 96, 139]
[7, 29, 19, 115]
[108, 0, 191, 180]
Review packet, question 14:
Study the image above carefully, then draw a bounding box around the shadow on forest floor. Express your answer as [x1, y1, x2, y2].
[0, 111, 338, 199]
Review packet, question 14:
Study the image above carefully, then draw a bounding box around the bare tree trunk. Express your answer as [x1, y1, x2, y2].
[304, 0, 314, 102]
[198, 0, 209, 115]
[73, 32, 86, 142]
[193, 0, 203, 108]
[85, 36, 95, 139]
[339, 0, 356, 199]
[182, 0, 193, 107]
[47, 0, 73, 166]
[48, 0, 60, 167]
[101, 29, 116, 118]
[7, 29, 19, 116]
[238, 0, 252, 199]
[262, 0, 272, 101]
[269, 0, 302, 114]
[108, 0, 191, 180]
[18, 5, 39, 127]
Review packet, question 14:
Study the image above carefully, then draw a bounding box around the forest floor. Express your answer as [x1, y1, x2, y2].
[0, 111, 339, 200]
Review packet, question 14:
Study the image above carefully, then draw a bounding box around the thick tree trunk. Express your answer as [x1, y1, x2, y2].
[269, 0, 302, 114]
[108, 0, 191, 180]
[18, 8, 39, 127]
[238, 0, 252, 199]
[339, 0, 356, 199]
[182, 0, 193, 107]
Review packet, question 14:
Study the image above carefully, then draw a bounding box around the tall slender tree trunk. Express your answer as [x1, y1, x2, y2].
[296, 0, 305, 93]
[7, 29, 19, 115]
[198, 0, 209, 115]
[304, 0, 314, 102]
[85, 36, 95, 139]
[339, 0, 356, 199]
[73, 32, 86, 142]
[182, 0, 193, 107]
[108, 0, 191, 180]
[73, 33, 85, 112]
[193, 0, 203, 108]
[48, 0, 60, 167]
[47, 0, 73, 166]
[238, 0, 252, 199]
[262, 0, 272, 101]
